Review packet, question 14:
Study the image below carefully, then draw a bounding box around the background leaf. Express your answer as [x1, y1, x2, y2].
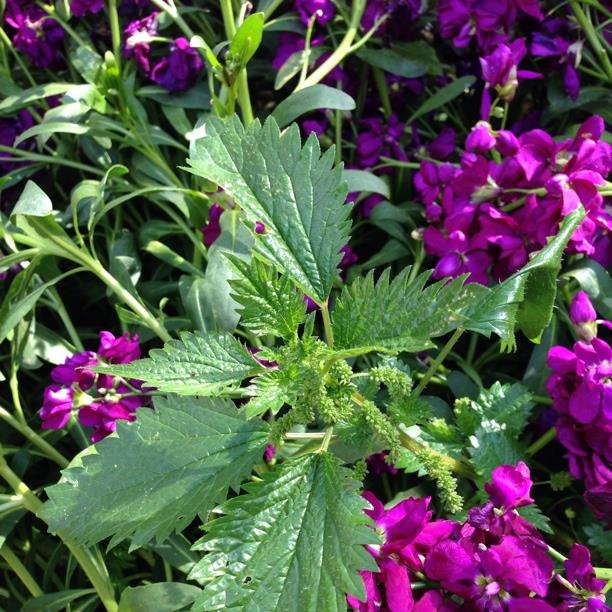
[118, 583, 201, 612]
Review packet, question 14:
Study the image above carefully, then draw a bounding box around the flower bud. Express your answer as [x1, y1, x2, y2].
[569, 291, 597, 342]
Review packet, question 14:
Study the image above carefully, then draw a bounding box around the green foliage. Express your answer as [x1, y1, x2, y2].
[186, 115, 351, 303]
[413, 445, 463, 513]
[517, 505, 554, 534]
[332, 267, 475, 353]
[550, 471, 573, 492]
[40, 396, 268, 549]
[584, 524, 612, 565]
[189, 453, 378, 611]
[229, 257, 306, 339]
[118, 582, 201, 612]
[94, 331, 262, 396]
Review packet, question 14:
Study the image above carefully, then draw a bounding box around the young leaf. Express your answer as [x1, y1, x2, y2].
[229, 12, 264, 69]
[190, 453, 378, 611]
[332, 267, 475, 354]
[407, 75, 476, 123]
[12, 180, 53, 216]
[40, 396, 268, 549]
[93, 331, 262, 396]
[229, 257, 307, 339]
[186, 115, 351, 304]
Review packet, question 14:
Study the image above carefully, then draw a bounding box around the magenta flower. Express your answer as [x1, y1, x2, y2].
[202, 203, 223, 247]
[295, 0, 336, 26]
[0, 110, 35, 173]
[70, 0, 104, 17]
[466, 121, 496, 153]
[51, 351, 98, 389]
[124, 12, 159, 74]
[151, 37, 203, 92]
[485, 462, 534, 510]
[5, 1, 65, 67]
[569, 291, 598, 342]
[98, 331, 141, 364]
[356, 114, 406, 169]
[40, 385, 75, 430]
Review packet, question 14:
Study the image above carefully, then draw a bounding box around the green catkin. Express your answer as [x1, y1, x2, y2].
[414, 445, 463, 514]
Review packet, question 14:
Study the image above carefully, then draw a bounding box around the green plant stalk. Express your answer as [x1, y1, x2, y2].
[295, 0, 367, 91]
[413, 328, 465, 398]
[0, 405, 69, 468]
[47, 287, 85, 352]
[0, 146, 106, 176]
[0, 544, 43, 598]
[527, 427, 557, 456]
[219, 0, 254, 124]
[0, 454, 118, 612]
[570, 0, 612, 81]
[320, 302, 334, 347]
[106, 0, 122, 70]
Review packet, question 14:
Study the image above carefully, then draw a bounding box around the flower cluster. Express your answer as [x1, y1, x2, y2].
[40, 331, 147, 442]
[123, 13, 203, 92]
[415, 115, 612, 283]
[350, 462, 609, 611]
[547, 291, 612, 526]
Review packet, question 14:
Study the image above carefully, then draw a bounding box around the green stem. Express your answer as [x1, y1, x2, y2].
[320, 302, 334, 347]
[294, 0, 367, 91]
[570, 0, 612, 81]
[219, 0, 254, 124]
[372, 67, 392, 118]
[595, 567, 612, 580]
[548, 545, 568, 563]
[0, 405, 69, 468]
[527, 427, 557, 456]
[107, 0, 122, 69]
[87, 259, 171, 342]
[0, 455, 118, 612]
[319, 426, 334, 452]
[47, 287, 85, 352]
[413, 328, 464, 398]
[0, 544, 43, 597]
[0, 145, 105, 176]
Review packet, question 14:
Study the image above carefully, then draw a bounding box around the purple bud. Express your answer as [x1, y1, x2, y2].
[484, 462, 534, 510]
[40, 385, 74, 430]
[255, 221, 266, 234]
[569, 291, 598, 342]
[465, 121, 496, 153]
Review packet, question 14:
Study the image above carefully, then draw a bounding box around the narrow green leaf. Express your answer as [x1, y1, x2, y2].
[357, 47, 432, 79]
[272, 84, 356, 128]
[12, 180, 53, 217]
[229, 257, 306, 339]
[40, 396, 269, 549]
[186, 116, 351, 303]
[230, 12, 264, 68]
[407, 76, 476, 123]
[14, 122, 89, 146]
[190, 453, 378, 611]
[22, 589, 96, 612]
[0, 83, 74, 115]
[144, 240, 204, 277]
[118, 583, 201, 612]
[343, 169, 390, 198]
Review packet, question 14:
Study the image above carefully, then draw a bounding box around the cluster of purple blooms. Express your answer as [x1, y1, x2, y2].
[547, 291, 612, 527]
[349, 462, 609, 611]
[1, 0, 203, 93]
[39, 331, 146, 442]
[415, 115, 612, 283]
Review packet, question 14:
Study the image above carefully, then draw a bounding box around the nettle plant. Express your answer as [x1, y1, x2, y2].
[30, 114, 587, 610]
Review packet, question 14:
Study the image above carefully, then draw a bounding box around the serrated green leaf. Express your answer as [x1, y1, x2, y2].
[40, 396, 268, 549]
[464, 207, 585, 348]
[517, 505, 554, 534]
[468, 429, 523, 485]
[186, 115, 351, 303]
[583, 524, 612, 565]
[456, 382, 534, 438]
[93, 331, 261, 396]
[190, 453, 378, 611]
[332, 267, 476, 353]
[229, 257, 306, 339]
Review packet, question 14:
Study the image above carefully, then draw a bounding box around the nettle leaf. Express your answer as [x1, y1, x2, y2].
[186, 115, 351, 304]
[455, 382, 534, 437]
[468, 429, 523, 485]
[517, 505, 554, 534]
[229, 257, 307, 339]
[464, 207, 585, 348]
[40, 396, 268, 549]
[93, 331, 262, 396]
[190, 453, 378, 611]
[332, 267, 475, 353]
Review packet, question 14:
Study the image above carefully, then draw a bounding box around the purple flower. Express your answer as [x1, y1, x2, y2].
[51, 351, 98, 389]
[361, 0, 423, 37]
[124, 12, 159, 74]
[40, 385, 75, 430]
[340, 244, 358, 273]
[202, 203, 223, 247]
[70, 0, 104, 17]
[255, 221, 266, 235]
[5, 1, 65, 67]
[484, 462, 534, 510]
[466, 121, 496, 153]
[366, 451, 398, 476]
[263, 443, 276, 463]
[356, 114, 406, 169]
[79, 398, 137, 443]
[98, 331, 141, 363]
[569, 291, 598, 342]
[0, 110, 35, 174]
[584, 482, 612, 529]
[295, 0, 336, 26]
[426, 128, 457, 161]
[151, 37, 203, 92]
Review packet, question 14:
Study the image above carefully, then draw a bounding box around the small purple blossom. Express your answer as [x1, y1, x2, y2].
[151, 37, 203, 92]
[202, 204, 223, 247]
[255, 221, 266, 235]
[295, 0, 336, 26]
[124, 12, 159, 74]
[484, 462, 534, 510]
[569, 291, 599, 342]
[70, 0, 104, 17]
